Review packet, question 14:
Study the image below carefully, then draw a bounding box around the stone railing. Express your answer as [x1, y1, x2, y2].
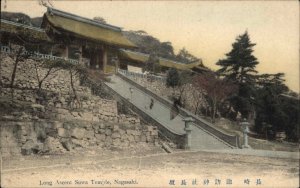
[118, 68, 166, 83]
[102, 80, 187, 149]
[0, 45, 79, 64]
[116, 72, 240, 148]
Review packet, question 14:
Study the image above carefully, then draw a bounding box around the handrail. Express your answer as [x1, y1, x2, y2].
[102, 81, 187, 149]
[116, 71, 240, 148]
[0, 44, 79, 64]
[118, 69, 166, 82]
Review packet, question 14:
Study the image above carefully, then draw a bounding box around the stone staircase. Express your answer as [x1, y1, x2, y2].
[103, 74, 240, 150]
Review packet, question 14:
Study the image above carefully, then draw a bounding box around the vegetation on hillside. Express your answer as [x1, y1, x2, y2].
[2, 12, 298, 142]
[1, 12, 43, 27]
[123, 30, 204, 65]
[215, 31, 299, 141]
[165, 31, 298, 142]
[193, 72, 237, 123]
[217, 31, 258, 119]
[142, 52, 161, 74]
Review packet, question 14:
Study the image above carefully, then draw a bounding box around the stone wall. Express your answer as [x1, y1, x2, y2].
[0, 51, 160, 156]
[1, 53, 86, 95]
[0, 53, 140, 123]
[0, 120, 158, 156]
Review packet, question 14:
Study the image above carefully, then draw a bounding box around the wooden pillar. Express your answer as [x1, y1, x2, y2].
[102, 47, 107, 73]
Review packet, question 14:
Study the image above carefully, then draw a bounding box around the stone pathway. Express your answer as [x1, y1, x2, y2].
[105, 75, 232, 150]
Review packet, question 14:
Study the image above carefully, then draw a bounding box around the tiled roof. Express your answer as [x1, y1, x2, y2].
[120, 49, 203, 70]
[0, 19, 50, 42]
[42, 7, 136, 48]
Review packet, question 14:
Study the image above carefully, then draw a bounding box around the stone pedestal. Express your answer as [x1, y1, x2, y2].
[183, 117, 194, 150]
[240, 118, 251, 149]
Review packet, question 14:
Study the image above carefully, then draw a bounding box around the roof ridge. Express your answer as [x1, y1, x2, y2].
[121, 49, 200, 65]
[47, 7, 122, 32]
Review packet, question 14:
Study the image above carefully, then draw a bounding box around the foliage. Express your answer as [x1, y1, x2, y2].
[93, 17, 107, 24]
[1, 11, 43, 27]
[193, 72, 237, 122]
[254, 73, 298, 141]
[216, 31, 258, 119]
[176, 48, 200, 64]
[124, 30, 204, 66]
[123, 30, 176, 60]
[143, 52, 161, 74]
[167, 68, 194, 117]
[166, 68, 180, 88]
[1, 12, 32, 25]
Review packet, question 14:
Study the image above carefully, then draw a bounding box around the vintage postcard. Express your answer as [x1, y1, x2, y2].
[0, 1, 299, 188]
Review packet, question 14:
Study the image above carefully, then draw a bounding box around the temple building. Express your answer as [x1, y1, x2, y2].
[0, 19, 52, 52]
[118, 49, 209, 73]
[41, 7, 136, 73]
[1, 8, 207, 74]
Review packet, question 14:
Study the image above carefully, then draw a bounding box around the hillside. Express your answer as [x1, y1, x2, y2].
[1, 12, 43, 27]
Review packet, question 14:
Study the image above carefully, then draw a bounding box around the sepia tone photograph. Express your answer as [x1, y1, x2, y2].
[0, 0, 299, 187]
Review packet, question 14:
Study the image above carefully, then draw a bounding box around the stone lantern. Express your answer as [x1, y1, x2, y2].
[183, 117, 194, 149]
[240, 118, 251, 149]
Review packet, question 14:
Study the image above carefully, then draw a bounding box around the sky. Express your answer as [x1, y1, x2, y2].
[1, 0, 299, 92]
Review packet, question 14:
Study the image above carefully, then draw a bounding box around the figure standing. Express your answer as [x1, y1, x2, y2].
[150, 98, 154, 109]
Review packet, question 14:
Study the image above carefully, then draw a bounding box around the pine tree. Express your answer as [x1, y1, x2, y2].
[216, 31, 259, 119]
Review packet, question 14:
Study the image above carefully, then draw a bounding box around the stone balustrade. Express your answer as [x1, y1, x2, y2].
[0, 44, 80, 64]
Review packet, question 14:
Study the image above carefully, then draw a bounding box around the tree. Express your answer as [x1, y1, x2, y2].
[34, 58, 88, 109]
[159, 42, 175, 59]
[93, 17, 107, 24]
[166, 68, 180, 88]
[167, 69, 194, 119]
[176, 48, 200, 64]
[62, 62, 88, 109]
[7, 45, 32, 99]
[279, 94, 299, 141]
[143, 52, 161, 74]
[176, 70, 193, 106]
[123, 30, 176, 60]
[191, 87, 204, 115]
[1, 12, 31, 25]
[216, 31, 258, 119]
[254, 73, 298, 141]
[32, 59, 64, 91]
[167, 69, 193, 99]
[193, 72, 237, 123]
